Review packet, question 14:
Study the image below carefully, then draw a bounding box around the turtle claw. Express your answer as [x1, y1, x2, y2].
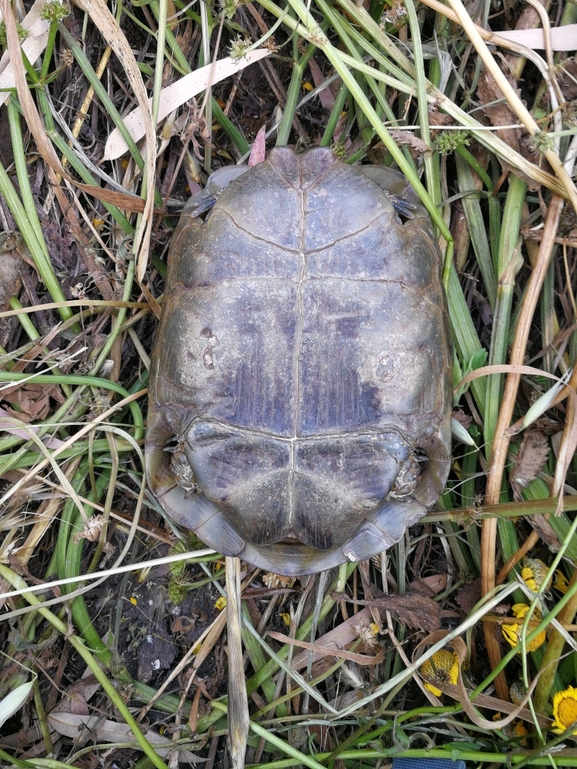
[391, 195, 417, 221]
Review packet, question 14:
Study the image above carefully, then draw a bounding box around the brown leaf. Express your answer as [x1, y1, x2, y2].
[287, 608, 378, 672]
[476, 68, 521, 150]
[455, 578, 481, 615]
[526, 514, 561, 551]
[268, 631, 384, 668]
[332, 591, 441, 632]
[248, 125, 267, 166]
[388, 130, 431, 157]
[308, 56, 337, 110]
[453, 409, 472, 430]
[558, 57, 577, 101]
[428, 108, 455, 128]
[510, 430, 550, 501]
[1, 383, 65, 421]
[408, 574, 448, 597]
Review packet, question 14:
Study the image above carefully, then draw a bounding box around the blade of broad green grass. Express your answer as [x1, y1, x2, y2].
[0, 303, 145, 454]
[321, 80, 350, 146]
[240, 604, 287, 716]
[446, 0, 577, 212]
[315, 0, 400, 135]
[472, 521, 577, 699]
[276, 31, 320, 147]
[442, 518, 478, 576]
[253, 0, 567, 200]
[333, 0, 567, 198]
[0, 749, 30, 767]
[194, 562, 358, 735]
[455, 152, 497, 308]
[54, 467, 116, 668]
[241, 609, 339, 715]
[210, 701, 329, 769]
[88, 258, 137, 380]
[404, 0, 441, 207]
[199, 0, 213, 173]
[0, 440, 135, 471]
[447, 264, 487, 414]
[212, 100, 250, 156]
[534, 573, 577, 715]
[151, 0, 168, 129]
[459, 447, 482, 572]
[8, 297, 41, 342]
[484, 176, 527, 464]
[0, 378, 143, 485]
[337, 582, 520, 718]
[457, 145, 494, 190]
[4, 101, 75, 327]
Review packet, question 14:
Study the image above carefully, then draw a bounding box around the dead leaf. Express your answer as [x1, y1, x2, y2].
[492, 25, 577, 51]
[268, 631, 384, 668]
[428, 108, 455, 127]
[287, 608, 377, 672]
[1, 384, 65, 422]
[50, 675, 101, 717]
[510, 430, 550, 501]
[455, 579, 481, 615]
[308, 56, 337, 110]
[408, 574, 448, 597]
[332, 591, 441, 632]
[0, 0, 156, 227]
[388, 130, 431, 157]
[48, 713, 204, 762]
[526, 514, 562, 551]
[248, 125, 267, 166]
[453, 409, 472, 430]
[476, 67, 520, 148]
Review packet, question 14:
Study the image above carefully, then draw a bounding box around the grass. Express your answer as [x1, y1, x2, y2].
[1, 0, 577, 766]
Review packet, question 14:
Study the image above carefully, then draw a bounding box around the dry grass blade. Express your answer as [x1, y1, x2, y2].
[225, 557, 249, 769]
[73, 0, 156, 280]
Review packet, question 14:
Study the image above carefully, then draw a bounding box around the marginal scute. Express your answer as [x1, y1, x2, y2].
[146, 147, 452, 576]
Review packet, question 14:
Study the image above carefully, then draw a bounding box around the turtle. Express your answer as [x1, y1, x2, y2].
[146, 147, 452, 576]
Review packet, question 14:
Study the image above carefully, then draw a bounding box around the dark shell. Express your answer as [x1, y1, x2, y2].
[146, 147, 452, 576]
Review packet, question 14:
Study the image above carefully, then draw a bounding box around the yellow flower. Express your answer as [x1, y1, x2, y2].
[552, 686, 577, 735]
[215, 596, 227, 610]
[420, 650, 459, 696]
[502, 603, 546, 652]
[554, 570, 570, 594]
[521, 557, 552, 592]
[512, 720, 529, 746]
